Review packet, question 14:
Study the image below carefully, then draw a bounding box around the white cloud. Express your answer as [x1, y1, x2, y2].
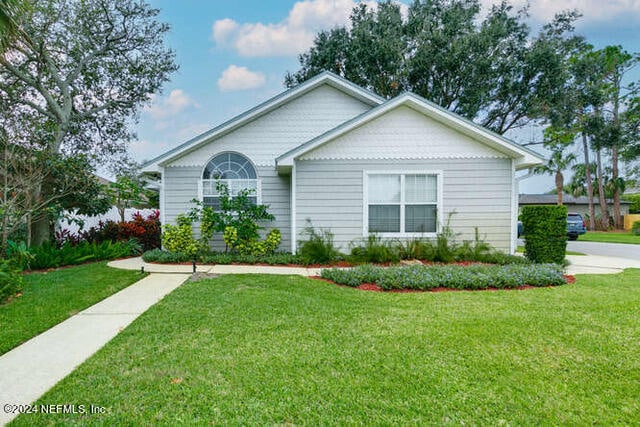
[217, 65, 267, 92]
[480, 0, 640, 22]
[211, 0, 386, 57]
[144, 89, 198, 120]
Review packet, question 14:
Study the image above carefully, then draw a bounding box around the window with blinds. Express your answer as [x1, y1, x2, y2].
[366, 172, 439, 235]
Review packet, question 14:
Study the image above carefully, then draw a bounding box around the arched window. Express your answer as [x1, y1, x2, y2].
[201, 152, 260, 209]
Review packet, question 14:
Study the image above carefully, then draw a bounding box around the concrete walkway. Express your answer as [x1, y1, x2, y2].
[109, 255, 640, 276]
[0, 273, 188, 426]
[107, 257, 323, 276]
[565, 254, 640, 275]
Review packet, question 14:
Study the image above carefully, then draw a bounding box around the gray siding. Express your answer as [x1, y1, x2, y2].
[163, 166, 290, 252]
[163, 166, 200, 225]
[295, 158, 513, 252]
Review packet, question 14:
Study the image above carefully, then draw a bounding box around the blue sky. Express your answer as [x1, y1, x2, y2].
[133, 0, 640, 193]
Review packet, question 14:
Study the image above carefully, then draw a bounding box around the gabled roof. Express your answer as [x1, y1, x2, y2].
[141, 71, 384, 172]
[276, 92, 544, 171]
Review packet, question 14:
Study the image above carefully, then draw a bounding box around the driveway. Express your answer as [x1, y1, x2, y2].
[567, 240, 640, 260]
[518, 238, 640, 261]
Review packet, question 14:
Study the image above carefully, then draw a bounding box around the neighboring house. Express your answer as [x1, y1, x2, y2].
[519, 194, 631, 221]
[142, 72, 543, 254]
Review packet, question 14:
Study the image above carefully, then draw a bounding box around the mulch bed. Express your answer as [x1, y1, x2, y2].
[312, 275, 576, 293]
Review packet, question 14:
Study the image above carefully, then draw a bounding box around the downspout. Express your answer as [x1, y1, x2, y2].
[290, 161, 297, 254]
[159, 166, 166, 248]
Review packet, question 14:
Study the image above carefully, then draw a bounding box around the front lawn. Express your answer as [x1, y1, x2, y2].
[578, 231, 640, 244]
[14, 271, 640, 425]
[0, 262, 145, 355]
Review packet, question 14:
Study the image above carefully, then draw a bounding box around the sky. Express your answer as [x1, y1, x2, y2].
[131, 0, 640, 193]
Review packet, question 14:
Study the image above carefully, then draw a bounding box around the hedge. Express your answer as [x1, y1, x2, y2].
[521, 205, 567, 264]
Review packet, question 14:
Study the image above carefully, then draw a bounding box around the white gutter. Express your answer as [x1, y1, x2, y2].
[290, 162, 297, 254]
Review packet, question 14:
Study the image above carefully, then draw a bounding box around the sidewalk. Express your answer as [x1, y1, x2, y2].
[107, 257, 323, 276]
[0, 273, 188, 426]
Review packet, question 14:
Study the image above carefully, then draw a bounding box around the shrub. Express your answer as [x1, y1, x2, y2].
[632, 220, 640, 236]
[28, 240, 133, 270]
[5, 240, 35, 270]
[142, 249, 304, 265]
[0, 259, 23, 304]
[624, 194, 640, 214]
[350, 235, 399, 263]
[521, 205, 567, 264]
[58, 210, 161, 251]
[223, 226, 281, 256]
[188, 183, 275, 248]
[321, 263, 565, 291]
[142, 248, 192, 263]
[161, 215, 200, 257]
[298, 223, 342, 265]
[396, 238, 436, 261]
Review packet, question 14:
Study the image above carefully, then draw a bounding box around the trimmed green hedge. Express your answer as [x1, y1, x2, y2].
[320, 263, 566, 290]
[521, 205, 567, 264]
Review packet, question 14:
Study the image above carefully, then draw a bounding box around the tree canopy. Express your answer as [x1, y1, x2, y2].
[0, 0, 177, 246]
[286, 0, 582, 135]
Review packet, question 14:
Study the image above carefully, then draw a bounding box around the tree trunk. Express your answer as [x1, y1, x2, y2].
[555, 171, 563, 205]
[595, 148, 610, 230]
[30, 212, 51, 247]
[582, 133, 596, 230]
[612, 146, 621, 229]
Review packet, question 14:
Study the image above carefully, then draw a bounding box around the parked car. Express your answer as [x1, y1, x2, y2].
[517, 212, 587, 240]
[566, 212, 587, 240]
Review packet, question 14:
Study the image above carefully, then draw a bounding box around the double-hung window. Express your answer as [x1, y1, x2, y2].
[365, 171, 440, 236]
[200, 152, 260, 210]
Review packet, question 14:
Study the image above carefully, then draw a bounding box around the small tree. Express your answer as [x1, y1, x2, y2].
[189, 182, 275, 250]
[107, 175, 157, 222]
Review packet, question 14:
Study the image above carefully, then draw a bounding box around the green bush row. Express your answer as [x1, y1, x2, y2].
[321, 263, 566, 291]
[142, 249, 305, 266]
[298, 226, 528, 266]
[27, 239, 140, 270]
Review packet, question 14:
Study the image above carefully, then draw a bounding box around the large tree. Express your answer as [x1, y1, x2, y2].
[286, 0, 581, 135]
[0, 0, 177, 245]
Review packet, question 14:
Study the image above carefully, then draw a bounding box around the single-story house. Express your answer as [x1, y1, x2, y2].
[142, 72, 543, 254]
[519, 194, 630, 220]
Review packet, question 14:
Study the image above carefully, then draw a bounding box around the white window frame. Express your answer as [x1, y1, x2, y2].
[198, 179, 262, 208]
[363, 170, 443, 238]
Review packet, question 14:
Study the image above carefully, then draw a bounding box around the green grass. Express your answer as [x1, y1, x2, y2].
[578, 231, 640, 244]
[14, 271, 640, 425]
[516, 246, 585, 256]
[0, 262, 145, 355]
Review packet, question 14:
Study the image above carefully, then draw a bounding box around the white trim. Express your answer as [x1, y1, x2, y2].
[159, 166, 165, 226]
[198, 179, 262, 205]
[510, 159, 517, 254]
[363, 170, 443, 238]
[291, 162, 297, 254]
